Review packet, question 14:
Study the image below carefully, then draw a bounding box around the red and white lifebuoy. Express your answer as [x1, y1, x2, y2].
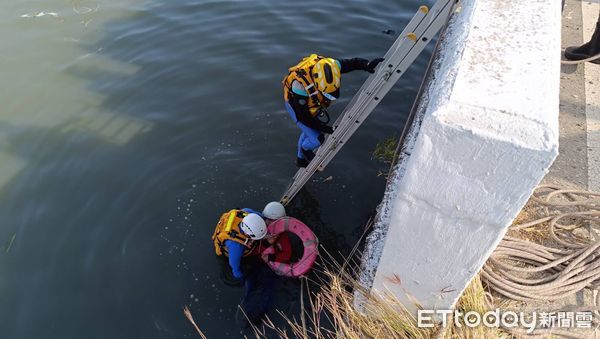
[261, 217, 318, 277]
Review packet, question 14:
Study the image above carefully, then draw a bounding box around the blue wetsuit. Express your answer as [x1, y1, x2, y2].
[224, 208, 262, 280]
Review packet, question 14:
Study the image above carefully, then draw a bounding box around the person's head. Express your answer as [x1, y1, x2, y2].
[262, 201, 286, 222]
[239, 213, 267, 240]
[312, 58, 341, 102]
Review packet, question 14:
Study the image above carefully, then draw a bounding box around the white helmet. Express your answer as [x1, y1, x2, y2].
[239, 213, 267, 240]
[262, 201, 286, 220]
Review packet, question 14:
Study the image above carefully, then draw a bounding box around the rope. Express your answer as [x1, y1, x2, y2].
[482, 186, 600, 304]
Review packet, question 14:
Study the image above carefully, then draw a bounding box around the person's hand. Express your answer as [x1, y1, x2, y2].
[366, 58, 384, 73]
[261, 247, 275, 262]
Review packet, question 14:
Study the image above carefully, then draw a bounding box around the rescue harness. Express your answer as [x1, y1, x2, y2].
[283, 54, 332, 118]
[212, 209, 256, 257]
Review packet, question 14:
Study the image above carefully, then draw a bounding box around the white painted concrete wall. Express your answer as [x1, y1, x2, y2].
[360, 0, 561, 311]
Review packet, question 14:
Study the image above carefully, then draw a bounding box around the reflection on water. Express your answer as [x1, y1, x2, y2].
[62, 111, 153, 145]
[0, 0, 430, 337]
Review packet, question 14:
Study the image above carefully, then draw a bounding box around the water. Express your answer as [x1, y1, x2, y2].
[0, 0, 431, 337]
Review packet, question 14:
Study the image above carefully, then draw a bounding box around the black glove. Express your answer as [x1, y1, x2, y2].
[322, 125, 334, 134]
[365, 58, 384, 73]
[267, 254, 276, 262]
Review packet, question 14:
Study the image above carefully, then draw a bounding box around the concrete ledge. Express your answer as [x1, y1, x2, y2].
[360, 0, 560, 310]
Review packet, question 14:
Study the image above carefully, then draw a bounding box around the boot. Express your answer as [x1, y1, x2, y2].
[296, 157, 309, 168]
[301, 149, 316, 162]
[565, 18, 600, 63]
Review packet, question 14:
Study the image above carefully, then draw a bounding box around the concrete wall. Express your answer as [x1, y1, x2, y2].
[360, 0, 561, 311]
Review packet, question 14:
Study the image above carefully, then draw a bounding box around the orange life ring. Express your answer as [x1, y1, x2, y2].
[261, 217, 318, 277]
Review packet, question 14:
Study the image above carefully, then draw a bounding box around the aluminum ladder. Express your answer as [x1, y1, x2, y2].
[281, 0, 457, 205]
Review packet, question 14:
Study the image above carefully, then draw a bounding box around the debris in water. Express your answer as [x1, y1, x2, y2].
[73, 3, 99, 15]
[322, 176, 333, 183]
[5, 233, 16, 253]
[21, 11, 59, 18]
[382, 29, 395, 35]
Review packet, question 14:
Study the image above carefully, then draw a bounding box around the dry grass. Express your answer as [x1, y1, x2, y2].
[252, 271, 510, 339]
[442, 275, 511, 339]
[506, 199, 552, 243]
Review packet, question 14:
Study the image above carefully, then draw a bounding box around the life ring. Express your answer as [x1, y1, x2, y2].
[261, 217, 318, 277]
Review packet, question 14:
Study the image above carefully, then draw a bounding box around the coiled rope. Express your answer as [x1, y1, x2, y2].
[482, 186, 600, 303]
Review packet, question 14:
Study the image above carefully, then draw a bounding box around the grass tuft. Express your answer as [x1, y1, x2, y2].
[372, 136, 398, 164]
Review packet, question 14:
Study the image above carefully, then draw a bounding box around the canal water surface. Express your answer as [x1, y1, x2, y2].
[0, 0, 431, 337]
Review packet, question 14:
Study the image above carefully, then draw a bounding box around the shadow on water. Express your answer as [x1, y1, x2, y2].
[0, 0, 432, 337]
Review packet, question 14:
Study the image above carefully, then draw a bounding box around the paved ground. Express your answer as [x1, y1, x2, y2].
[544, 0, 600, 191]
[530, 1, 600, 336]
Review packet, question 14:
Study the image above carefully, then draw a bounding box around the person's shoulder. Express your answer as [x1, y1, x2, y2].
[241, 208, 263, 217]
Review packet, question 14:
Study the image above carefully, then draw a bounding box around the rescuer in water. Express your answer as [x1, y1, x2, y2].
[211, 202, 287, 326]
[212, 202, 287, 282]
[283, 54, 384, 167]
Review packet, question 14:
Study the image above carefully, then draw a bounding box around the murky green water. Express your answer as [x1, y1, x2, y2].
[0, 0, 431, 337]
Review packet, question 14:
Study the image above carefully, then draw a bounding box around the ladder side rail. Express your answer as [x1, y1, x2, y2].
[281, 0, 456, 204]
[382, 6, 430, 61]
[280, 34, 425, 203]
[330, 0, 453, 130]
[322, 0, 455, 158]
[330, 7, 430, 128]
[315, 1, 455, 171]
[323, 36, 421, 152]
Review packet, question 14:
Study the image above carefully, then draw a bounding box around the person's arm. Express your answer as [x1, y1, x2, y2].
[338, 57, 384, 74]
[224, 240, 245, 280]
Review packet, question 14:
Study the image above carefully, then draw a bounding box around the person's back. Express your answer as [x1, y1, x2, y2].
[212, 209, 267, 282]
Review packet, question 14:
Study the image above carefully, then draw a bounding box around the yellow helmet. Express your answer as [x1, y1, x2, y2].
[311, 58, 341, 101]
